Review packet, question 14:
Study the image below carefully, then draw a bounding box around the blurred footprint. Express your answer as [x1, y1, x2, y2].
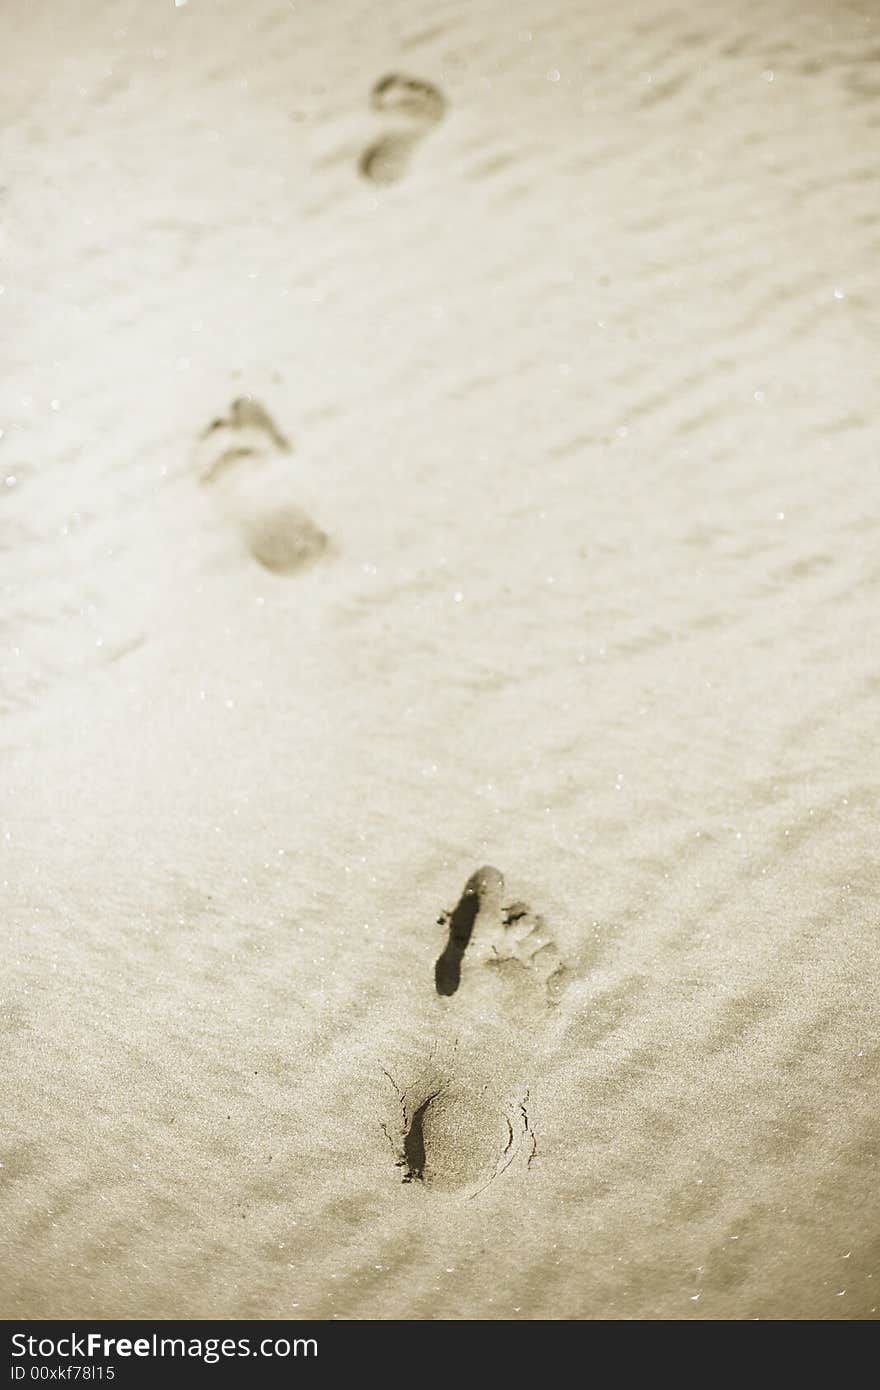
[195, 398, 329, 575]
[358, 73, 446, 185]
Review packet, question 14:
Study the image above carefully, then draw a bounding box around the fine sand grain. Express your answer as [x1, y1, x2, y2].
[1, 0, 879, 1320]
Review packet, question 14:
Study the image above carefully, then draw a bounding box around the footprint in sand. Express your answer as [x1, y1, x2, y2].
[194, 398, 329, 575]
[435, 865, 572, 1007]
[358, 73, 446, 185]
[381, 867, 570, 1197]
[381, 1051, 538, 1198]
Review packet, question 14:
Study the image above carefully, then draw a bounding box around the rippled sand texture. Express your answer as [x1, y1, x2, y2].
[2, 0, 879, 1320]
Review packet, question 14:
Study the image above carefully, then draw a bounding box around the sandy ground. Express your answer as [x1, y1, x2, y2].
[1, 0, 879, 1320]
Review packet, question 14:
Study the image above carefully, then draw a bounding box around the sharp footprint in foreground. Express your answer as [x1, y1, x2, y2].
[435, 865, 572, 1007]
[195, 398, 329, 575]
[379, 867, 570, 1197]
[358, 73, 446, 185]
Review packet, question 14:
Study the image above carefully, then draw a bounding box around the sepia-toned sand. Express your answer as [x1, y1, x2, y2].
[1, 0, 878, 1320]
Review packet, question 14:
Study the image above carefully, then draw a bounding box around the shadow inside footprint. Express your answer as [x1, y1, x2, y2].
[359, 72, 447, 185]
[434, 865, 503, 997]
[402, 1090, 441, 1182]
